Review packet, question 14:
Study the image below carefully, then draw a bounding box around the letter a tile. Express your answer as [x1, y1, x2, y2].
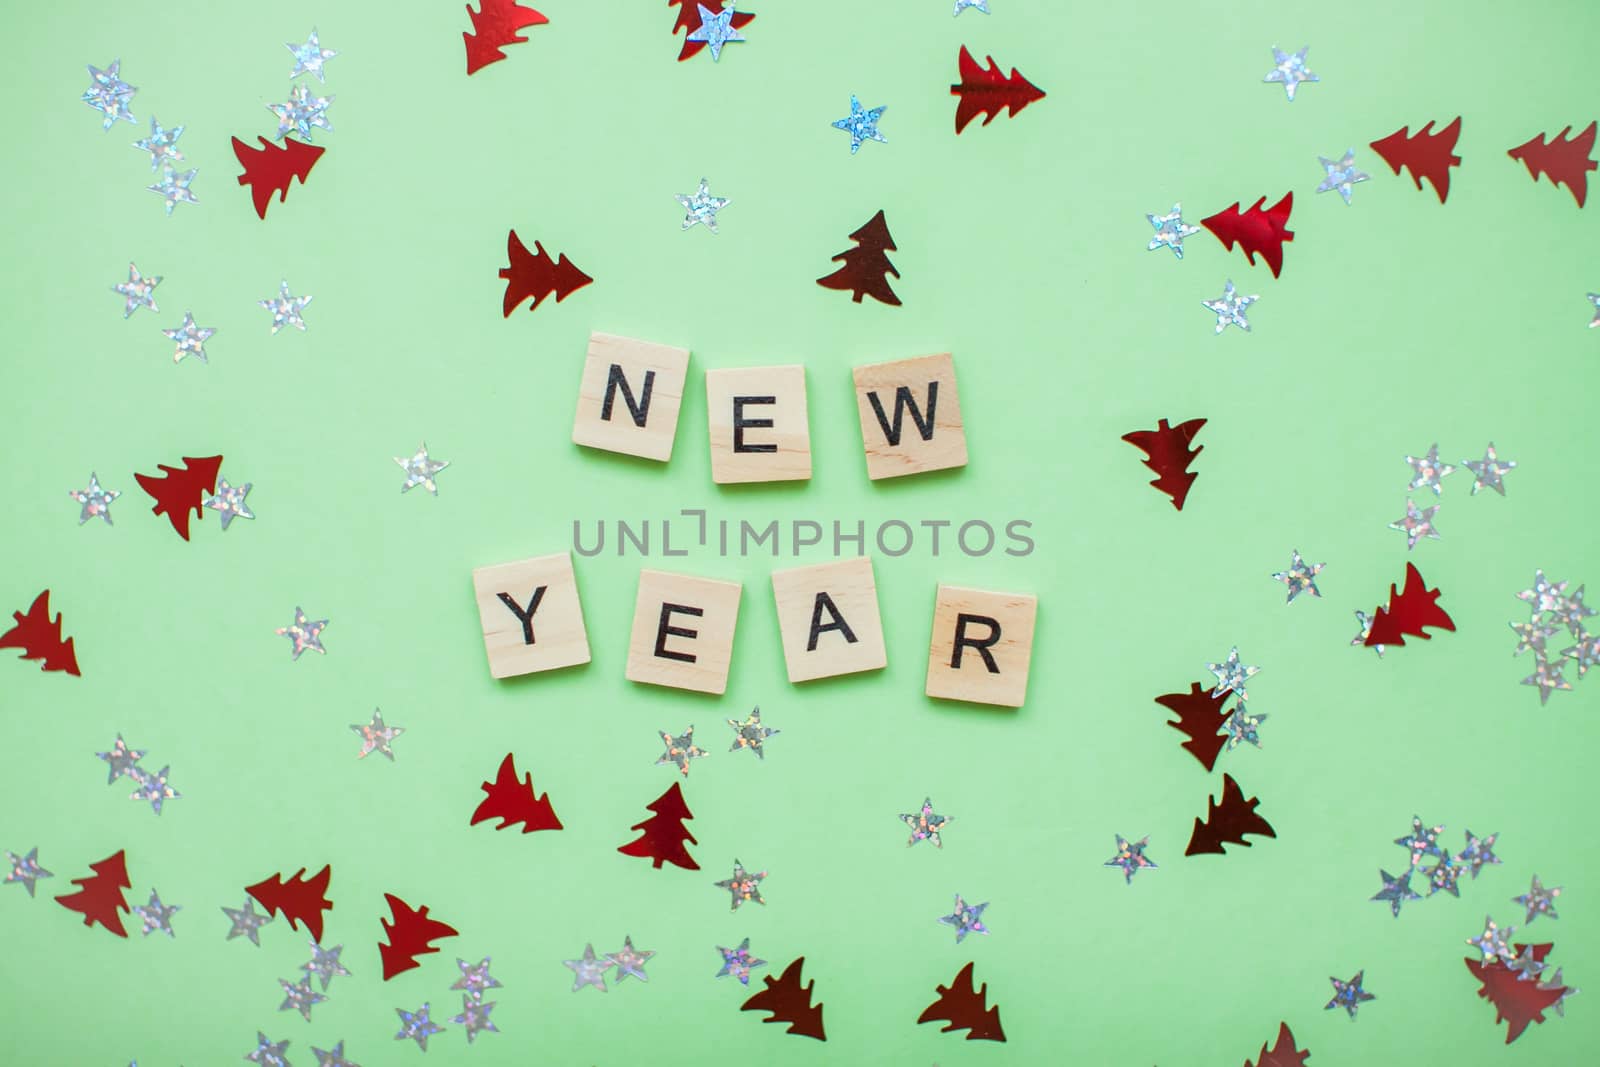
[771, 557, 887, 683]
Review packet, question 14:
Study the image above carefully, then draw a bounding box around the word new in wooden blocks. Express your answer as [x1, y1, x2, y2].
[572, 332, 691, 462]
[472, 552, 592, 679]
[625, 569, 744, 694]
[705, 365, 813, 484]
[924, 585, 1037, 707]
[771, 556, 888, 683]
[852, 353, 967, 480]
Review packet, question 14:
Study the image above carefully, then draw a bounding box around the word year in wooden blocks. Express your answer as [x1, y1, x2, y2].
[626, 569, 743, 695]
[771, 557, 887, 683]
[572, 332, 691, 462]
[925, 585, 1037, 707]
[472, 552, 591, 679]
[852, 352, 967, 480]
[705, 364, 812, 484]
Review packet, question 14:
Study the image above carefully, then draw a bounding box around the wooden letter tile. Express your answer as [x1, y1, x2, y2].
[770, 557, 887, 683]
[706, 365, 812, 484]
[572, 331, 691, 462]
[625, 569, 743, 695]
[852, 353, 967, 480]
[472, 552, 591, 679]
[924, 585, 1037, 707]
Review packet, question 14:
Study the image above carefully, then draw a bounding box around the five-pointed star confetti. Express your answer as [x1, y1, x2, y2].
[1522, 658, 1572, 705]
[303, 941, 352, 989]
[657, 726, 708, 776]
[148, 167, 199, 215]
[4, 847, 53, 897]
[394, 1003, 444, 1050]
[1510, 618, 1558, 657]
[394, 443, 448, 494]
[1395, 815, 1446, 866]
[245, 1032, 292, 1067]
[1146, 203, 1201, 259]
[1507, 944, 1548, 982]
[1206, 646, 1260, 701]
[279, 976, 328, 1021]
[202, 477, 254, 530]
[1467, 915, 1515, 963]
[452, 994, 498, 1043]
[1352, 610, 1385, 657]
[1263, 45, 1318, 101]
[1537, 968, 1578, 1016]
[222, 898, 274, 945]
[1589, 293, 1599, 328]
[715, 860, 767, 910]
[686, 2, 746, 61]
[1224, 703, 1266, 750]
[606, 936, 656, 982]
[96, 734, 147, 784]
[452, 957, 501, 999]
[277, 606, 329, 659]
[1425, 854, 1464, 898]
[1371, 868, 1421, 918]
[716, 938, 767, 984]
[1552, 586, 1596, 637]
[130, 765, 180, 815]
[1325, 971, 1374, 1019]
[132, 116, 184, 171]
[288, 29, 338, 82]
[727, 707, 779, 758]
[1203, 280, 1257, 333]
[1514, 875, 1562, 924]
[676, 178, 730, 233]
[1271, 550, 1325, 603]
[1104, 835, 1157, 884]
[564, 943, 611, 992]
[269, 83, 334, 141]
[113, 262, 161, 318]
[1405, 444, 1456, 496]
[83, 60, 137, 129]
[70, 473, 121, 525]
[1315, 149, 1369, 204]
[1389, 499, 1441, 550]
[311, 1040, 359, 1067]
[162, 311, 215, 364]
[832, 95, 887, 154]
[938, 894, 990, 942]
[1463, 443, 1516, 496]
[351, 709, 404, 760]
[954, 0, 990, 13]
[1564, 632, 1600, 678]
[1458, 830, 1501, 879]
[133, 888, 180, 937]
[1518, 571, 1570, 614]
[260, 281, 312, 333]
[901, 797, 951, 848]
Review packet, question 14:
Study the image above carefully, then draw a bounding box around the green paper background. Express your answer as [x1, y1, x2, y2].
[3, 1, 1598, 1064]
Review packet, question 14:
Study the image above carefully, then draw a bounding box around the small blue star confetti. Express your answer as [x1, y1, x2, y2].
[1263, 46, 1318, 101]
[1206, 646, 1260, 701]
[394, 1003, 444, 1050]
[82, 60, 136, 129]
[676, 178, 730, 233]
[1147, 204, 1200, 259]
[1513, 875, 1561, 924]
[132, 117, 184, 172]
[937, 894, 990, 942]
[268, 83, 334, 142]
[954, 0, 990, 13]
[832, 95, 887, 154]
[686, 3, 746, 62]
[1315, 149, 1369, 204]
[70, 473, 120, 525]
[260, 281, 312, 334]
[1463, 443, 1516, 496]
[202, 478, 254, 531]
[1395, 815, 1446, 866]
[276, 606, 328, 660]
[113, 263, 161, 318]
[4, 847, 53, 897]
[1370, 868, 1421, 918]
[148, 167, 199, 216]
[1203, 280, 1257, 333]
[1325, 971, 1374, 1019]
[288, 29, 338, 82]
[1390, 498, 1441, 550]
[901, 797, 951, 848]
[1104, 835, 1157, 884]
[1457, 830, 1501, 879]
[716, 938, 767, 985]
[1271, 550, 1325, 603]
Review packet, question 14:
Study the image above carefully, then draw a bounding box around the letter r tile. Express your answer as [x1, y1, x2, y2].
[925, 585, 1037, 707]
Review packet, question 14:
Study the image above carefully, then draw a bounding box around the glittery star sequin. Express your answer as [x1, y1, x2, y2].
[901, 797, 951, 848]
[1457, 830, 1501, 879]
[832, 95, 887, 154]
[563, 944, 610, 992]
[676, 178, 730, 233]
[452, 994, 498, 1043]
[605, 936, 655, 982]
[954, 0, 990, 12]
[1563, 632, 1600, 678]
[1518, 571, 1570, 614]
[394, 1003, 444, 1050]
[82, 60, 136, 129]
[716, 938, 766, 984]
[279, 976, 327, 1021]
[276, 606, 328, 659]
[715, 860, 767, 910]
[303, 941, 352, 989]
[222, 898, 273, 945]
[162, 311, 214, 364]
[1395, 815, 1446, 866]
[727, 707, 778, 758]
[1352, 610, 1385, 657]
[113, 262, 161, 318]
[1510, 618, 1558, 657]
[1462, 443, 1516, 496]
[938, 894, 990, 942]
[1203, 280, 1257, 333]
[148, 167, 198, 216]
[1514, 875, 1562, 924]
[1507, 944, 1548, 982]
[132, 116, 184, 171]
[1424, 854, 1464, 898]
[1588, 293, 1599, 328]
[1537, 968, 1578, 1016]
[1206, 646, 1260, 701]
[310, 1040, 359, 1067]
[268, 83, 334, 142]
[1325, 971, 1374, 1019]
[394, 443, 448, 494]
[288, 29, 338, 82]
[657, 726, 707, 776]
[1389, 498, 1440, 550]
[130, 765, 179, 815]
[4, 847, 52, 897]
[1224, 703, 1267, 750]
[1552, 586, 1596, 638]
[1104, 835, 1157, 885]
[70, 473, 120, 525]
[1271, 549, 1324, 603]
[96, 734, 146, 784]
[1263, 45, 1318, 101]
[1315, 149, 1369, 204]
[1370, 868, 1421, 918]
[1146, 203, 1200, 259]
[1522, 658, 1572, 705]
[133, 888, 180, 937]
[452, 957, 501, 999]
[200, 478, 254, 530]
[1405, 444, 1456, 496]
[351, 709, 404, 760]
[260, 281, 312, 334]
[1467, 915, 1515, 964]
[245, 1032, 292, 1067]
[686, 3, 746, 61]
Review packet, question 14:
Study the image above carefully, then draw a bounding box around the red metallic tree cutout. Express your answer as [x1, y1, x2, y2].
[617, 782, 700, 870]
[134, 455, 222, 541]
[1, 590, 80, 676]
[1370, 118, 1463, 204]
[950, 45, 1045, 134]
[379, 893, 460, 980]
[232, 136, 325, 219]
[1154, 682, 1231, 772]
[1507, 122, 1597, 208]
[668, 0, 756, 62]
[740, 957, 826, 1040]
[246, 865, 333, 942]
[463, 0, 548, 75]
[1244, 1021, 1310, 1067]
[499, 230, 593, 316]
[1121, 417, 1206, 511]
[1186, 774, 1276, 856]
[1365, 563, 1456, 649]
[1465, 943, 1570, 1044]
[816, 210, 901, 307]
[918, 961, 1006, 1042]
[1202, 194, 1294, 278]
[470, 753, 563, 834]
[54, 849, 131, 937]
